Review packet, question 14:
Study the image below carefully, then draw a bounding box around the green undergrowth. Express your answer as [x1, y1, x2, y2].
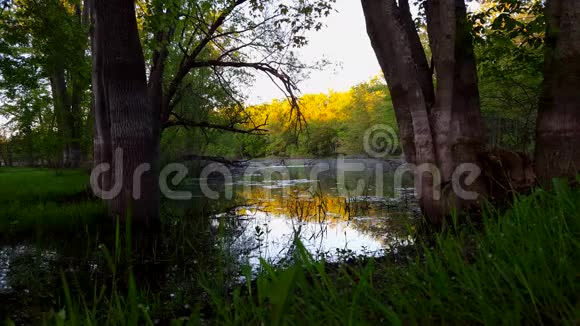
[47, 179, 579, 325]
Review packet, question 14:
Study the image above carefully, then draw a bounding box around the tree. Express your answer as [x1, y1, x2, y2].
[0, 0, 91, 167]
[91, 0, 157, 224]
[535, 0, 580, 183]
[0, 127, 13, 166]
[90, 0, 335, 224]
[361, 0, 486, 226]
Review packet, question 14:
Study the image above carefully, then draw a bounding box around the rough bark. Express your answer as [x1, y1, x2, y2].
[426, 0, 487, 211]
[92, 0, 159, 225]
[361, 0, 425, 166]
[535, 0, 580, 183]
[362, 0, 486, 226]
[90, 0, 110, 196]
[363, 0, 439, 223]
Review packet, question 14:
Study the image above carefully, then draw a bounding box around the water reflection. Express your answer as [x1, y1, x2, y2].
[187, 158, 417, 266]
[0, 245, 58, 294]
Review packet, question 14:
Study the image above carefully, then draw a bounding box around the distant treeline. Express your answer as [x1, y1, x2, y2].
[162, 77, 399, 160]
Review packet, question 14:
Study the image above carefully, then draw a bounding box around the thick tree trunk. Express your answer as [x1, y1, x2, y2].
[426, 0, 487, 213]
[146, 34, 168, 219]
[91, 0, 159, 225]
[362, 0, 486, 226]
[535, 0, 580, 183]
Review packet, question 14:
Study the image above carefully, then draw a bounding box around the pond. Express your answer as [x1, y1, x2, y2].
[176, 158, 418, 268]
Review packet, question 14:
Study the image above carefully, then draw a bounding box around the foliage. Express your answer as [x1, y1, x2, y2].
[165, 77, 398, 159]
[470, 0, 545, 48]
[143, 0, 338, 138]
[470, 0, 545, 153]
[0, 0, 92, 165]
[1, 0, 338, 166]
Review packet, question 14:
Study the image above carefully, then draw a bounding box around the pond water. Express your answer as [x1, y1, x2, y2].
[178, 158, 417, 268]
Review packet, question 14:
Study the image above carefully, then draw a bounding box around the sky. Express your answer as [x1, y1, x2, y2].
[245, 0, 383, 104]
[245, 0, 482, 105]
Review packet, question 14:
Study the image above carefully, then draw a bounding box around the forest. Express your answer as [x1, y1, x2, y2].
[0, 0, 578, 324]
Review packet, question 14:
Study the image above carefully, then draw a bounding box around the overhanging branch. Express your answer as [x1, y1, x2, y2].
[164, 112, 268, 134]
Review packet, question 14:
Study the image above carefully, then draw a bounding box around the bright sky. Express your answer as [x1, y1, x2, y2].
[246, 0, 383, 104]
[246, 0, 482, 105]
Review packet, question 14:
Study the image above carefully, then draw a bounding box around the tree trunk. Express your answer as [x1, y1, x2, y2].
[90, 0, 111, 200]
[49, 63, 84, 168]
[65, 0, 93, 169]
[49, 65, 72, 167]
[535, 0, 580, 183]
[68, 79, 83, 168]
[91, 0, 159, 225]
[6, 141, 13, 167]
[362, 0, 486, 226]
[426, 0, 487, 214]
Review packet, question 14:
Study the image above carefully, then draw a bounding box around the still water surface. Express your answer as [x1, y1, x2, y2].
[180, 158, 417, 267]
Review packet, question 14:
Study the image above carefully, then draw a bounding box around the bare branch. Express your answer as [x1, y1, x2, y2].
[164, 112, 268, 134]
[166, 0, 249, 108]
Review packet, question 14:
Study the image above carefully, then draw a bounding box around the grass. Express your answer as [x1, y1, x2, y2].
[0, 167, 89, 202]
[0, 167, 105, 234]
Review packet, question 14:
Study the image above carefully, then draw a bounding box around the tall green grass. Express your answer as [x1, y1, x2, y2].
[48, 214, 215, 326]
